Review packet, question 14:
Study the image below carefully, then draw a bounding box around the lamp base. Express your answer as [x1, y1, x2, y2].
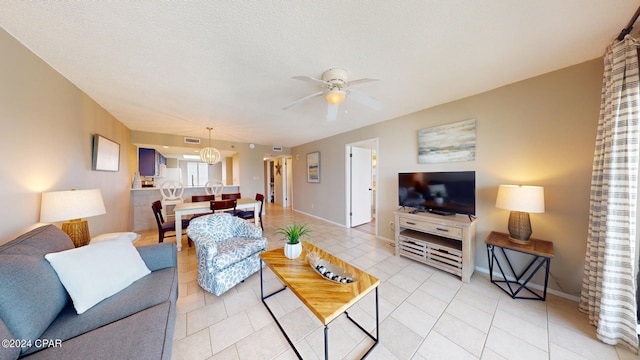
[507, 211, 532, 245]
[61, 219, 91, 247]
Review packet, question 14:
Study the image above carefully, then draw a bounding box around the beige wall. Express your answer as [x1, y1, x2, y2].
[0, 28, 136, 243]
[292, 58, 603, 296]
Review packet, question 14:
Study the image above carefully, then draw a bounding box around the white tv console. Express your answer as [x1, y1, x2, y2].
[394, 208, 477, 283]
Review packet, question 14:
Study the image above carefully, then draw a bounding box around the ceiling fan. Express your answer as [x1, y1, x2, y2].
[283, 68, 383, 121]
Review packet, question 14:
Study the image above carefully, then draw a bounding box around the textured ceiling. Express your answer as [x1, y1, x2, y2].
[1, 1, 638, 148]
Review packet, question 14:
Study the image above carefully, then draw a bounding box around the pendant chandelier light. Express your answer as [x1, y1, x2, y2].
[200, 127, 221, 165]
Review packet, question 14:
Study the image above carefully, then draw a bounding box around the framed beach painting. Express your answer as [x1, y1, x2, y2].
[307, 152, 320, 183]
[418, 119, 476, 164]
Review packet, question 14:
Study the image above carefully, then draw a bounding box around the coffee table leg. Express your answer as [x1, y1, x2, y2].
[260, 265, 378, 359]
[259, 262, 300, 359]
[344, 287, 379, 358]
[324, 325, 329, 360]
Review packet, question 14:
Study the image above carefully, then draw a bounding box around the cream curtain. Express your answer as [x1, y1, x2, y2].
[580, 35, 640, 353]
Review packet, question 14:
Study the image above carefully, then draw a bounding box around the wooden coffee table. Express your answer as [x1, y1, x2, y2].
[260, 241, 380, 359]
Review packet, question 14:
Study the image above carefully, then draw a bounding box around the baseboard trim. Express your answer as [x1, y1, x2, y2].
[291, 209, 346, 228]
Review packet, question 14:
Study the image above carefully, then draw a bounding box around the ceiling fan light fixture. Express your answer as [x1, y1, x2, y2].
[325, 89, 346, 105]
[200, 127, 221, 165]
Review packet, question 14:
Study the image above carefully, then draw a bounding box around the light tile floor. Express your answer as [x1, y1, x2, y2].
[134, 204, 638, 360]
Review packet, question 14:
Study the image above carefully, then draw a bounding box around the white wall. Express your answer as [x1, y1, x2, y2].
[291, 58, 603, 296]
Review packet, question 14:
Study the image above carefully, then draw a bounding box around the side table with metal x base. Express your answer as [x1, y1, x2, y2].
[485, 231, 554, 300]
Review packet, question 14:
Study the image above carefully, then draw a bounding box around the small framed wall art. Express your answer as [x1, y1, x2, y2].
[307, 151, 320, 183]
[92, 134, 120, 171]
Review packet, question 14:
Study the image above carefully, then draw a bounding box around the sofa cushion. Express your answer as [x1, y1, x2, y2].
[21, 302, 173, 360]
[0, 319, 19, 360]
[0, 225, 73, 355]
[90, 231, 140, 244]
[137, 243, 177, 271]
[45, 237, 151, 314]
[211, 237, 268, 270]
[21, 266, 177, 356]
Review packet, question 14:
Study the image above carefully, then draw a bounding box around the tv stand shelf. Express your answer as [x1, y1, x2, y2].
[394, 209, 477, 283]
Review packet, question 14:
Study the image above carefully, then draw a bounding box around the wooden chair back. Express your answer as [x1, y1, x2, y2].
[192, 195, 215, 202]
[151, 200, 165, 224]
[221, 192, 241, 200]
[210, 199, 237, 212]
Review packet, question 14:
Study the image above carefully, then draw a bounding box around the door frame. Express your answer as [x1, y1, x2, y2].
[282, 156, 292, 207]
[345, 138, 378, 232]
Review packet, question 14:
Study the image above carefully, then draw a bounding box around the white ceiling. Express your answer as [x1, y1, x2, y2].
[1, 1, 638, 148]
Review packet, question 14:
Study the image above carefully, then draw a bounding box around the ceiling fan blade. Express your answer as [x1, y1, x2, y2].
[348, 90, 384, 111]
[327, 104, 339, 121]
[282, 91, 324, 110]
[291, 75, 329, 87]
[346, 78, 379, 86]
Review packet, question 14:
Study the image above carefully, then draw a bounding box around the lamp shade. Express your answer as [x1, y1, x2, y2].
[495, 185, 545, 213]
[40, 189, 106, 222]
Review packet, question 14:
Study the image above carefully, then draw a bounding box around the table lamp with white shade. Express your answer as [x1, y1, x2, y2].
[495, 185, 545, 245]
[40, 189, 106, 247]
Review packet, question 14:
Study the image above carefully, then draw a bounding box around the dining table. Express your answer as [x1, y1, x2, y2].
[173, 197, 259, 251]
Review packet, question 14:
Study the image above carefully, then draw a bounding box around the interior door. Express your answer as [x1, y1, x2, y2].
[350, 147, 373, 227]
[274, 159, 283, 206]
[285, 157, 292, 207]
[282, 158, 289, 207]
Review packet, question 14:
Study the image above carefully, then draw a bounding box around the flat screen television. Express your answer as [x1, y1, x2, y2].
[398, 171, 476, 216]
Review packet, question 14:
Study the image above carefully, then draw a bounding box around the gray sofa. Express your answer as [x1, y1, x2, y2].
[0, 225, 178, 360]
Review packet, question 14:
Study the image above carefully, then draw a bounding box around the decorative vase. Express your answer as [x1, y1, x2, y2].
[132, 172, 142, 189]
[284, 242, 302, 259]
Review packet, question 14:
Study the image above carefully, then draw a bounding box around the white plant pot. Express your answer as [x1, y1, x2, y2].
[284, 242, 302, 259]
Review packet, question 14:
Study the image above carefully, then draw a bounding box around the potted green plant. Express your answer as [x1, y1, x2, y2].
[274, 222, 310, 259]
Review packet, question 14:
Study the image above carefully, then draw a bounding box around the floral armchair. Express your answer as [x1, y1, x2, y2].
[186, 213, 268, 295]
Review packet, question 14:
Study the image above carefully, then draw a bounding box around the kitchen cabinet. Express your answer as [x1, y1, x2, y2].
[138, 148, 166, 176]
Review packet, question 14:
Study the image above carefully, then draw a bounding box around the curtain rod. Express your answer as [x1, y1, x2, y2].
[617, 6, 640, 40]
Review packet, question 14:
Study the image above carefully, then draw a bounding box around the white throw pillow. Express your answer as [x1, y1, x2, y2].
[45, 237, 151, 314]
[90, 232, 140, 244]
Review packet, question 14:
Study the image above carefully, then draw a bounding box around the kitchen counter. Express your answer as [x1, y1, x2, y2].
[132, 185, 240, 231]
[131, 185, 239, 191]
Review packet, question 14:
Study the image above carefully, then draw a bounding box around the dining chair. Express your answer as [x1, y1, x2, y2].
[221, 193, 242, 215]
[204, 180, 224, 197]
[210, 199, 237, 214]
[190, 195, 216, 219]
[160, 181, 185, 220]
[192, 195, 215, 203]
[221, 192, 241, 200]
[235, 193, 264, 230]
[151, 200, 192, 247]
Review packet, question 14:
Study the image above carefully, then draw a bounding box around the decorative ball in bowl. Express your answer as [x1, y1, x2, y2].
[306, 252, 357, 284]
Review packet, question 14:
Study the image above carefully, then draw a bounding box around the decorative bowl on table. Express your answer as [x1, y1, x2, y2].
[306, 252, 357, 284]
